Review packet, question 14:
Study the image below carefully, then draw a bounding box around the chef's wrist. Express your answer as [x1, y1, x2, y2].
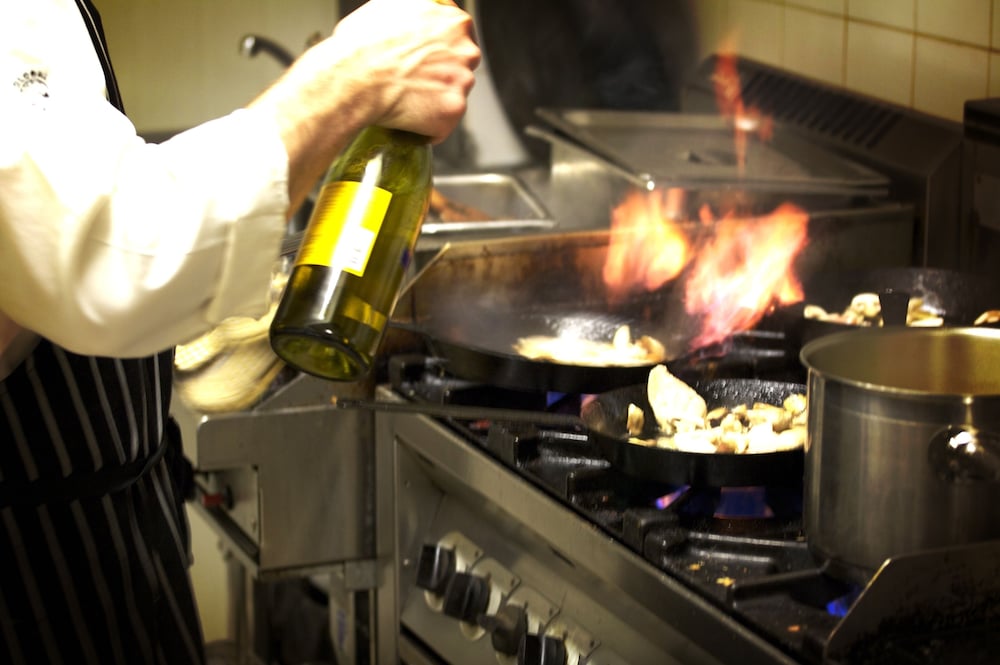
[247, 46, 375, 214]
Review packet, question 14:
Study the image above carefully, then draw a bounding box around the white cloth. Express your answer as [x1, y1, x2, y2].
[0, 0, 290, 374]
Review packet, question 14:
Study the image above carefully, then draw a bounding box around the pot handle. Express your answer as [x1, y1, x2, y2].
[927, 426, 1000, 484]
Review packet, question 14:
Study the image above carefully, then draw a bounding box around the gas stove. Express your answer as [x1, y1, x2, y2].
[376, 356, 1000, 665]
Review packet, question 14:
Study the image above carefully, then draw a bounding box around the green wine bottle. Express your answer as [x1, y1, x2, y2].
[269, 126, 431, 381]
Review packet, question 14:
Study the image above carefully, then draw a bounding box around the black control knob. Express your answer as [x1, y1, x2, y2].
[415, 544, 455, 595]
[441, 572, 491, 624]
[477, 603, 528, 655]
[518, 633, 567, 665]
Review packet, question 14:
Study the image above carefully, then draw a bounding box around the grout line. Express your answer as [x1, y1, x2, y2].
[841, 1, 850, 85]
[910, 0, 918, 106]
[989, 0, 995, 95]
[782, 2, 999, 54]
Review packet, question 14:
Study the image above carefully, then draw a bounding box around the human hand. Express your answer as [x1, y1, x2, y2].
[249, 0, 480, 214]
[318, 0, 480, 143]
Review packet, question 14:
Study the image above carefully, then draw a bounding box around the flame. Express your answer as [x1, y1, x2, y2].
[603, 190, 807, 351]
[712, 52, 774, 172]
[600, 52, 807, 352]
[684, 203, 807, 349]
[603, 188, 691, 300]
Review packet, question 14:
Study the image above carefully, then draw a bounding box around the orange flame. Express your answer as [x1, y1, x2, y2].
[600, 52, 807, 353]
[602, 191, 808, 352]
[603, 188, 690, 300]
[712, 52, 774, 172]
[684, 203, 808, 349]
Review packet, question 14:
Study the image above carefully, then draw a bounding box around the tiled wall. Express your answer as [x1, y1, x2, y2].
[695, 0, 1000, 122]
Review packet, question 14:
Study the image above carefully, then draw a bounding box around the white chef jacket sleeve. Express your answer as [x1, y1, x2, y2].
[0, 1, 290, 359]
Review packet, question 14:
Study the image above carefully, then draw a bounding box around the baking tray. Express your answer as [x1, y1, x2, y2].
[535, 108, 890, 197]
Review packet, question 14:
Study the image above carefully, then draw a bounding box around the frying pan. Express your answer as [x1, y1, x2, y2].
[394, 231, 700, 394]
[581, 378, 806, 487]
[336, 376, 805, 487]
[402, 302, 685, 394]
[783, 267, 1000, 347]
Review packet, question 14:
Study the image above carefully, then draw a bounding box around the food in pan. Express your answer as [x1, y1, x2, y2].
[513, 324, 667, 366]
[803, 292, 944, 327]
[645, 362, 707, 430]
[428, 187, 493, 222]
[627, 364, 807, 454]
[975, 310, 1000, 325]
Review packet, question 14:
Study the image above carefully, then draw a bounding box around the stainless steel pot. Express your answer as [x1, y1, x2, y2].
[800, 327, 1000, 583]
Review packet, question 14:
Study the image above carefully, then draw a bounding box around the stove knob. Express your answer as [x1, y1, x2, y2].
[415, 544, 456, 595]
[441, 572, 490, 624]
[477, 603, 527, 655]
[518, 633, 567, 665]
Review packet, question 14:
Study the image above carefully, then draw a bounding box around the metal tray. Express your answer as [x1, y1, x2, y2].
[424, 172, 555, 235]
[534, 108, 890, 197]
[281, 173, 556, 258]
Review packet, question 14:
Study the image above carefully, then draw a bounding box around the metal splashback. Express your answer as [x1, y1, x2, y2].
[681, 54, 965, 269]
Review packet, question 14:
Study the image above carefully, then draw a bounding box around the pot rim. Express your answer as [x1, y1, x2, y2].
[799, 326, 1000, 398]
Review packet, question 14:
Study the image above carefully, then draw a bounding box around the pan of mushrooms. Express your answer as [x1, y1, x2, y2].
[580, 364, 806, 487]
[783, 267, 1000, 348]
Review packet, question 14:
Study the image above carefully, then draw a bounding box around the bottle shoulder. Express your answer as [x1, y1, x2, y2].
[327, 126, 432, 189]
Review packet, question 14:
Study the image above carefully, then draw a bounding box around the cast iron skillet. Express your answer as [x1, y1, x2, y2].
[581, 378, 806, 487]
[336, 376, 803, 486]
[782, 267, 1000, 347]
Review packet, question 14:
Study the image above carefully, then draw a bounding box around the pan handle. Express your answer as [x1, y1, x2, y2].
[332, 397, 584, 429]
[878, 289, 910, 327]
[927, 426, 1000, 484]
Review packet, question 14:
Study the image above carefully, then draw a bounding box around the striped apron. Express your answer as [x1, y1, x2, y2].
[0, 2, 206, 663]
[0, 345, 205, 665]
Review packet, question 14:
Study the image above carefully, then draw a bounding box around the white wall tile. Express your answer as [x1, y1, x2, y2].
[710, 0, 999, 121]
[728, 0, 786, 67]
[847, 0, 915, 30]
[916, 0, 991, 48]
[787, 0, 845, 14]
[846, 22, 914, 105]
[913, 37, 989, 120]
[784, 8, 846, 85]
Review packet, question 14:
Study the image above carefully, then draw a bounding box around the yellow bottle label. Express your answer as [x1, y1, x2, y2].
[297, 181, 392, 277]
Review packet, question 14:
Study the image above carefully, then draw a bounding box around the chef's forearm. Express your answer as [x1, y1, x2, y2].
[0, 102, 288, 357]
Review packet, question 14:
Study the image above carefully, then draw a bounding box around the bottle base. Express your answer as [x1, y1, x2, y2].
[270, 328, 372, 382]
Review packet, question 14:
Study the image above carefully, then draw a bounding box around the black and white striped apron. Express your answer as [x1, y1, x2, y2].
[0, 2, 206, 663]
[0, 345, 205, 665]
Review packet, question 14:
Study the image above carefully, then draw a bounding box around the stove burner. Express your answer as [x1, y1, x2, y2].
[715, 487, 775, 518]
[825, 586, 862, 618]
[653, 485, 802, 522]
